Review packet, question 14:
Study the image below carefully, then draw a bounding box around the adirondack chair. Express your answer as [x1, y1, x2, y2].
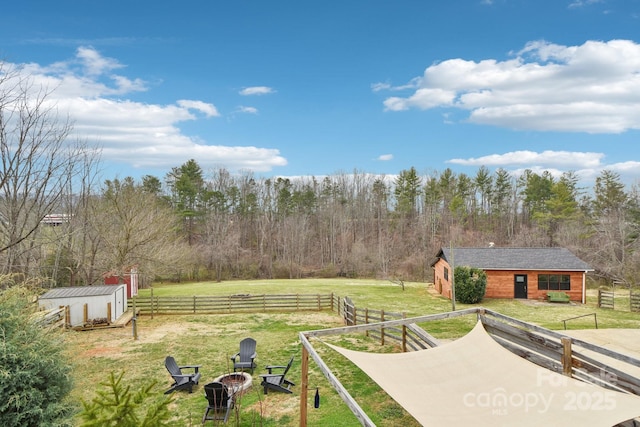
[231, 337, 257, 373]
[259, 356, 295, 394]
[164, 356, 201, 394]
[202, 382, 234, 424]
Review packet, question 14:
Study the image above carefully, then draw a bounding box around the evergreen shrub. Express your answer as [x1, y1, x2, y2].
[454, 266, 487, 304]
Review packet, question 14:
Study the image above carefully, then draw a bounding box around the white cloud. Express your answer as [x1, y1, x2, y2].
[239, 86, 275, 96]
[448, 150, 604, 168]
[176, 100, 220, 117]
[6, 47, 287, 174]
[568, 0, 603, 9]
[372, 77, 421, 93]
[76, 46, 123, 76]
[380, 39, 640, 133]
[446, 150, 640, 186]
[378, 154, 393, 161]
[236, 106, 258, 114]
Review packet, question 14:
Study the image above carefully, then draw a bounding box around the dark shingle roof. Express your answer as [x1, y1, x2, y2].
[40, 285, 122, 299]
[434, 247, 592, 271]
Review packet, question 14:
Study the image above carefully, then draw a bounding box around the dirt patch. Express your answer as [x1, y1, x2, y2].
[81, 346, 124, 358]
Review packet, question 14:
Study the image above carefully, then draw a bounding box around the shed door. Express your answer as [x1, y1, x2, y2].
[514, 274, 528, 299]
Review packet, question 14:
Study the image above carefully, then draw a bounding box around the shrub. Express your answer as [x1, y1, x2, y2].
[79, 371, 172, 427]
[454, 266, 487, 304]
[0, 286, 74, 427]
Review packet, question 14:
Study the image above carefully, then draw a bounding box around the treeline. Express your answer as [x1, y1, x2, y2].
[1, 68, 638, 288]
[5, 155, 639, 288]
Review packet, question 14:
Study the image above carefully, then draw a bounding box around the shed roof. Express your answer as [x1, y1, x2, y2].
[40, 285, 123, 299]
[434, 247, 593, 271]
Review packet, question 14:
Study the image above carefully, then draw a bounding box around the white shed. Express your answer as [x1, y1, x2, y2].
[39, 285, 127, 327]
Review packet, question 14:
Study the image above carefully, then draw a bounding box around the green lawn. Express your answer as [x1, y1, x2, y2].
[66, 279, 640, 426]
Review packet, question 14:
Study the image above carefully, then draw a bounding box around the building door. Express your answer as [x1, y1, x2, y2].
[514, 274, 528, 299]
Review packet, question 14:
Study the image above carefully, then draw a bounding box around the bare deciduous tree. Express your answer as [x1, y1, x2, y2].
[0, 62, 92, 275]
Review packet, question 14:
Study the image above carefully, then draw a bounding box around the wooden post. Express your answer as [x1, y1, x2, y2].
[150, 288, 154, 319]
[132, 297, 138, 340]
[402, 325, 407, 352]
[65, 305, 70, 327]
[300, 344, 310, 427]
[83, 303, 88, 324]
[450, 241, 456, 311]
[561, 337, 572, 377]
[402, 313, 407, 352]
[107, 302, 112, 323]
[364, 308, 369, 337]
[380, 309, 385, 346]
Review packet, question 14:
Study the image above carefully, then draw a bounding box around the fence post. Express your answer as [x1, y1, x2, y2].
[365, 308, 369, 337]
[402, 313, 407, 352]
[561, 337, 572, 377]
[193, 295, 197, 313]
[83, 303, 88, 324]
[107, 302, 112, 323]
[380, 309, 385, 346]
[132, 296, 138, 340]
[150, 288, 154, 319]
[300, 344, 310, 427]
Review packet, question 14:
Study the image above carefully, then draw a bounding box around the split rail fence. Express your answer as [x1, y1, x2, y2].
[338, 296, 439, 351]
[597, 289, 640, 312]
[130, 293, 431, 351]
[131, 293, 335, 315]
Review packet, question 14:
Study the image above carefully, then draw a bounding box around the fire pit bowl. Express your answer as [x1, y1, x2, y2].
[212, 372, 253, 395]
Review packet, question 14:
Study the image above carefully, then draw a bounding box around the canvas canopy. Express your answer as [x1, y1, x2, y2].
[326, 322, 640, 426]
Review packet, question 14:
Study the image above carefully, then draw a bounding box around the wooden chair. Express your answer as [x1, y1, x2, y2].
[164, 355, 201, 394]
[231, 337, 257, 373]
[260, 356, 295, 394]
[202, 382, 234, 424]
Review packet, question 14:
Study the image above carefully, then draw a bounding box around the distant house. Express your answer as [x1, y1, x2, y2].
[38, 285, 127, 327]
[41, 213, 72, 226]
[431, 247, 593, 303]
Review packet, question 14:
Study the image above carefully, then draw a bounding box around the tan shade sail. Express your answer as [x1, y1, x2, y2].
[327, 322, 640, 426]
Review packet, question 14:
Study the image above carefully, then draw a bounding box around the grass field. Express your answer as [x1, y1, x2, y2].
[65, 279, 640, 426]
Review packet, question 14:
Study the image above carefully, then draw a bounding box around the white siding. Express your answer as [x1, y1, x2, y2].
[39, 285, 126, 327]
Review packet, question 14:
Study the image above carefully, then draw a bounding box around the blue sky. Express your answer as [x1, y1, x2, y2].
[2, 0, 640, 187]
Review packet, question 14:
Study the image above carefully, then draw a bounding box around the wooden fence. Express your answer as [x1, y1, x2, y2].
[338, 295, 439, 351]
[631, 291, 640, 312]
[479, 309, 640, 396]
[299, 307, 640, 426]
[33, 306, 67, 329]
[598, 288, 640, 312]
[131, 293, 335, 315]
[597, 289, 614, 309]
